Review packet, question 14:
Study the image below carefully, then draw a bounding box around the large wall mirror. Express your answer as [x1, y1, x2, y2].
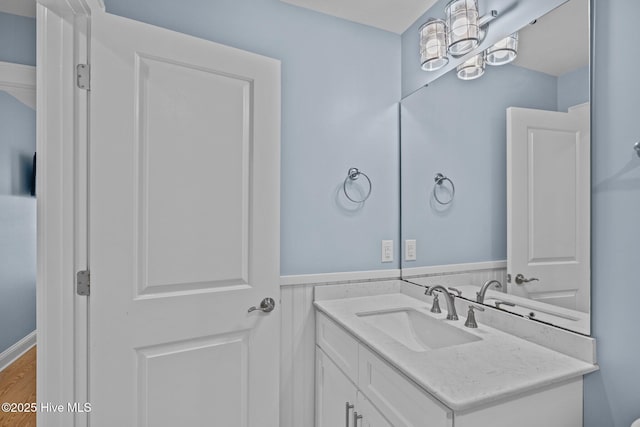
[400, 0, 591, 335]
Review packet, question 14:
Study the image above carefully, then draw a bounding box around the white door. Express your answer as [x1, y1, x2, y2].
[89, 11, 280, 426]
[506, 105, 590, 312]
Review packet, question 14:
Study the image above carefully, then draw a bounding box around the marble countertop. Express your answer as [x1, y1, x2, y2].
[314, 292, 598, 411]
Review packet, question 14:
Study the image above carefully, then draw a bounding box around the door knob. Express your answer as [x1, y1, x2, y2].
[248, 297, 276, 313]
[514, 274, 539, 285]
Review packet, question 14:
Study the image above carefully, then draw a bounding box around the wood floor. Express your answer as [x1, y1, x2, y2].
[0, 346, 36, 427]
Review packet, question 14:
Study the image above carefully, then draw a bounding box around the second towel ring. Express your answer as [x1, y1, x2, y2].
[433, 173, 455, 205]
[343, 168, 372, 203]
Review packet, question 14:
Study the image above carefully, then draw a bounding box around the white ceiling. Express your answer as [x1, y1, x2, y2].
[0, 0, 36, 18]
[280, 0, 438, 34]
[513, 0, 589, 76]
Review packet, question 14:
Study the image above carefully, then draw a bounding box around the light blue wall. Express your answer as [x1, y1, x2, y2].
[0, 13, 37, 354]
[400, 65, 557, 267]
[103, 0, 401, 275]
[0, 195, 36, 353]
[0, 12, 36, 66]
[585, 0, 640, 425]
[558, 65, 589, 112]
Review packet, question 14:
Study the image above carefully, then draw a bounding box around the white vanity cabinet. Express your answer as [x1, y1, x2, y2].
[316, 348, 391, 427]
[316, 311, 584, 427]
[316, 312, 452, 427]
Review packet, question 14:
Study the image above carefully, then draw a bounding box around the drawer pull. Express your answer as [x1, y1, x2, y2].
[353, 411, 363, 427]
[345, 402, 354, 427]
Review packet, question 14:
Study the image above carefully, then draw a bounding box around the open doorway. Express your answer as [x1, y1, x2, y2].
[0, 8, 37, 427]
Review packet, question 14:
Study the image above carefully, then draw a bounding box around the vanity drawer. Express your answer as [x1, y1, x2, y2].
[316, 312, 359, 382]
[358, 345, 452, 427]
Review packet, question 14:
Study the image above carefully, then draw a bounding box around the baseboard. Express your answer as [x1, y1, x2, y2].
[280, 269, 402, 287]
[0, 331, 36, 372]
[401, 260, 507, 277]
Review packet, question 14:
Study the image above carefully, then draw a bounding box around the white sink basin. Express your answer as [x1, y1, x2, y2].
[357, 308, 481, 352]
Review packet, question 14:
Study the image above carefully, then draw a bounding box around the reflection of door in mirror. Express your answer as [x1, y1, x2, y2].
[507, 104, 590, 313]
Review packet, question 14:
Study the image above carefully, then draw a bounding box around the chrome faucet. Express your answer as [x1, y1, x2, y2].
[425, 285, 459, 320]
[476, 280, 502, 303]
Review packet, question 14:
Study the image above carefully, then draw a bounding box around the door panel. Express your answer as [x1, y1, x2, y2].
[135, 54, 251, 295]
[507, 105, 589, 312]
[89, 11, 280, 426]
[139, 332, 248, 426]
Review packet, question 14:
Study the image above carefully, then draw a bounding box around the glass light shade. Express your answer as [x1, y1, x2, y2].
[457, 53, 485, 80]
[445, 0, 480, 56]
[420, 19, 449, 71]
[486, 33, 519, 66]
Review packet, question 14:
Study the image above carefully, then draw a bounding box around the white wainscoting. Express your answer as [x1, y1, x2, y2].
[280, 284, 316, 427]
[278, 263, 507, 427]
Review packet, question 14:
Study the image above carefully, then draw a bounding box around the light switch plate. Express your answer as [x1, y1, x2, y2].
[381, 240, 393, 263]
[405, 240, 417, 261]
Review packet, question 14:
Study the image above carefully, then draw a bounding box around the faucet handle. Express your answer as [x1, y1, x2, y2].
[430, 293, 442, 314]
[464, 303, 485, 328]
[448, 287, 462, 296]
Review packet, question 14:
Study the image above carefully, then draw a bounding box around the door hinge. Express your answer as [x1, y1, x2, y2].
[77, 270, 90, 296]
[76, 64, 91, 90]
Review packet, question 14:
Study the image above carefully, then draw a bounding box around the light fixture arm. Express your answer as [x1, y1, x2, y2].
[478, 10, 499, 27]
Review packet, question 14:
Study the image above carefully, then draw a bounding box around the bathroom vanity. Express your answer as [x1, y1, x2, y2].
[315, 282, 597, 427]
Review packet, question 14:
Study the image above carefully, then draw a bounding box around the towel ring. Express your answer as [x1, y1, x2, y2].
[433, 173, 455, 205]
[343, 168, 372, 203]
[634, 141, 640, 157]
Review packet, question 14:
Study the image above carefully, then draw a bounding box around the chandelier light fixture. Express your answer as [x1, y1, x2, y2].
[420, 19, 449, 71]
[445, 0, 480, 56]
[419, 0, 520, 81]
[456, 53, 485, 80]
[486, 33, 519, 66]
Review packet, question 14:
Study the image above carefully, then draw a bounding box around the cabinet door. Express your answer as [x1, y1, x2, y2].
[317, 347, 357, 427]
[356, 392, 392, 427]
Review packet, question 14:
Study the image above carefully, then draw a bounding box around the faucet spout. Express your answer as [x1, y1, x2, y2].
[425, 285, 459, 320]
[476, 280, 502, 303]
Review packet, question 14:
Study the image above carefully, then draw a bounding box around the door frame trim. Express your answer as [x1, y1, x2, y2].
[36, 1, 102, 425]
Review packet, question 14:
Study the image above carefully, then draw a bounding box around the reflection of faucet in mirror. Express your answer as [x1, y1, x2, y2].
[495, 301, 516, 310]
[425, 285, 459, 320]
[476, 280, 502, 303]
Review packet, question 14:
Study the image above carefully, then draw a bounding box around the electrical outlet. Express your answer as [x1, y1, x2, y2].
[381, 240, 393, 263]
[405, 240, 417, 261]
